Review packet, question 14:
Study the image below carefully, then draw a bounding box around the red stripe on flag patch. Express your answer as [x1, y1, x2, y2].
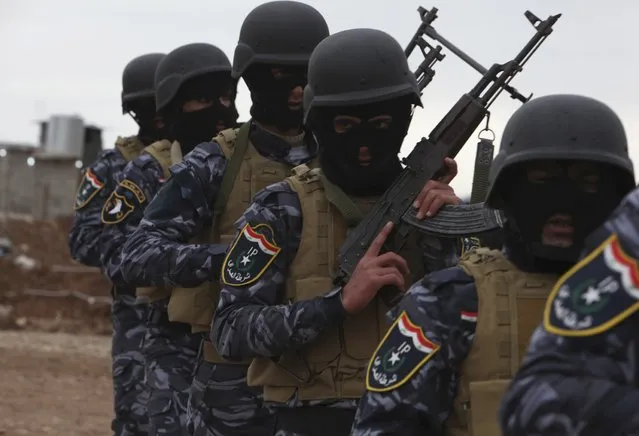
[460, 311, 477, 322]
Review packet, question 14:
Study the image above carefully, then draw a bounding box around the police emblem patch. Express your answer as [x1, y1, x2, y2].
[101, 191, 135, 224]
[366, 310, 440, 392]
[74, 169, 104, 210]
[101, 179, 146, 224]
[221, 223, 281, 287]
[544, 233, 639, 337]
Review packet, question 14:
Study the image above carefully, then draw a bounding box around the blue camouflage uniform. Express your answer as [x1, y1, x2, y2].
[212, 172, 459, 436]
[68, 136, 149, 436]
[499, 188, 639, 436]
[119, 124, 315, 436]
[350, 266, 479, 436]
[352, 238, 564, 436]
[100, 144, 173, 436]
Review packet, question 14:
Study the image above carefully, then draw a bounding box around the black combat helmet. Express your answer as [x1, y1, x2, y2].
[232, 1, 329, 79]
[303, 28, 422, 122]
[121, 53, 166, 113]
[485, 94, 635, 209]
[155, 43, 232, 112]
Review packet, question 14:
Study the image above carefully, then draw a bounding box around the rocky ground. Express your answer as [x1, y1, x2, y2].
[0, 215, 115, 435]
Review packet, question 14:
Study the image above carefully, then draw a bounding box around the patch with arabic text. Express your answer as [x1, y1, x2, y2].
[74, 169, 104, 210]
[221, 223, 281, 287]
[544, 233, 639, 337]
[366, 310, 440, 392]
[100, 179, 145, 224]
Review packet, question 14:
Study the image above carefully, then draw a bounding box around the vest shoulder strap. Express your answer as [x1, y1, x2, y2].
[115, 136, 145, 161]
[286, 164, 324, 194]
[142, 139, 173, 178]
[213, 122, 252, 215]
[459, 248, 515, 277]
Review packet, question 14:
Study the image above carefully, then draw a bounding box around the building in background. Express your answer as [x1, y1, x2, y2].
[0, 114, 103, 220]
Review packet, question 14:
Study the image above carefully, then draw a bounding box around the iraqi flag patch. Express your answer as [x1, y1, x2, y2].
[366, 310, 440, 392]
[74, 169, 104, 210]
[544, 233, 639, 337]
[221, 223, 281, 287]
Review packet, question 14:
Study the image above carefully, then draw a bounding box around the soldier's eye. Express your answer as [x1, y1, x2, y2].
[333, 116, 360, 134]
[368, 116, 392, 130]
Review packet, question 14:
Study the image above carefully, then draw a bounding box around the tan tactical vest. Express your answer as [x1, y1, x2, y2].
[246, 165, 425, 403]
[446, 248, 557, 436]
[150, 126, 297, 343]
[114, 136, 146, 162]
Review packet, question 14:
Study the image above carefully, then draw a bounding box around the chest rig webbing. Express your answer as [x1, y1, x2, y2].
[446, 248, 557, 436]
[246, 164, 425, 403]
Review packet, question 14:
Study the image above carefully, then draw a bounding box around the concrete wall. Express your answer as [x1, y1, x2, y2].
[32, 157, 81, 220]
[0, 145, 81, 220]
[0, 146, 36, 215]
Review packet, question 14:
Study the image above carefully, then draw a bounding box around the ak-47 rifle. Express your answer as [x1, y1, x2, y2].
[405, 7, 445, 93]
[335, 10, 561, 285]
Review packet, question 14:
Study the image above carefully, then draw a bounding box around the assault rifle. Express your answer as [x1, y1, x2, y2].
[405, 7, 445, 93]
[335, 9, 561, 285]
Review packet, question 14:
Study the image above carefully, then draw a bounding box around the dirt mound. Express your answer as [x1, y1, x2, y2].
[0, 215, 111, 335]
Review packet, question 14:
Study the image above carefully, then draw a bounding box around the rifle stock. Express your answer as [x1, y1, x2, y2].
[335, 10, 561, 285]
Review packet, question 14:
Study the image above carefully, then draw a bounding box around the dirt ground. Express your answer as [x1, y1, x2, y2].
[0, 216, 116, 435]
[0, 331, 113, 436]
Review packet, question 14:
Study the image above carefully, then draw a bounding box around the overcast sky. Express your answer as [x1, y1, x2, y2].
[1, 0, 637, 195]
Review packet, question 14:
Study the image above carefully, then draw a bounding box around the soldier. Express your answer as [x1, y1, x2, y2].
[211, 28, 461, 436]
[67, 52, 165, 436]
[69, 52, 165, 266]
[101, 43, 239, 436]
[118, 2, 329, 435]
[350, 94, 636, 435]
[498, 128, 639, 431]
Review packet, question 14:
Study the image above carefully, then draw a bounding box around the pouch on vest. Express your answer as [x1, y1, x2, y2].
[248, 165, 424, 403]
[446, 248, 556, 436]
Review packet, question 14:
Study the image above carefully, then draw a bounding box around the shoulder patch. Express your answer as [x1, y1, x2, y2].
[366, 310, 440, 392]
[74, 168, 104, 210]
[544, 234, 639, 337]
[221, 223, 281, 287]
[100, 179, 146, 225]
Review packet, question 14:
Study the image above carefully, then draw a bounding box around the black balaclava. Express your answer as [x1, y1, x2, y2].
[311, 97, 413, 197]
[128, 99, 165, 146]
[501, 161, 621, 274]
[166, 73, 239, 154]
[243, 65, 307, 132]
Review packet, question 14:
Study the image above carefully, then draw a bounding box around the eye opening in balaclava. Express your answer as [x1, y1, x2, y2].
[243, 64, 307, 133]
[126, 98, 164, 146]
[163, 72, 239, 155]
[499, 159, 623, 272]
[309, 95, 414, 197]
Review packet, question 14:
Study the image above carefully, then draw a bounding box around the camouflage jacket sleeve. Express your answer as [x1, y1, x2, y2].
[212, 181, 348, 360]
[68, 149, 125, 267]
[352, 266, 478, 436]
[99, 153, 166, 284]
[417, 232, 460, 274]
[118, 141, 229, 287]
[499, 189, 639, 436]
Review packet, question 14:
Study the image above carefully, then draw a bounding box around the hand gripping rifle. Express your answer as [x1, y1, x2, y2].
[405, 7, 445, 94]
[335, 10, 561, 287]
